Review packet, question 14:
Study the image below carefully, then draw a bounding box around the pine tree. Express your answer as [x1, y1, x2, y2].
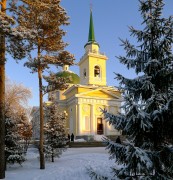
[15, 0, 74, 169]
[101, 0, 173, 179]
[44, 102, 68, 162]
[0, 1, 34, 178]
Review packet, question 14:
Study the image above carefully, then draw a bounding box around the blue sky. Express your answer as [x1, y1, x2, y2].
[6, 0, 173, 107]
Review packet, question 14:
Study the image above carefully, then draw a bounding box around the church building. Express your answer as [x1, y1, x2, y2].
[50, 9, 122, 139]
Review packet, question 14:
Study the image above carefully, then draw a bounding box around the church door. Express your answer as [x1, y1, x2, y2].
[97, 118, 103, 135]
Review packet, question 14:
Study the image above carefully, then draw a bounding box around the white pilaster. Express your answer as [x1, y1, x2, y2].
[104, 105, 108, 136]
[77, 103, 82, 135]
[90, 104, 95, 134]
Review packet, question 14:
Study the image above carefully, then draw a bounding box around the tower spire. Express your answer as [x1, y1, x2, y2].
[84, 6, 99, 48]
[88, 9, 95, 42]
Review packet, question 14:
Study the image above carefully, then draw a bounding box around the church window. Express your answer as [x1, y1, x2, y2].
[83, 68, 86, 78]
[84, 116, 90, 131]
[97, 118, 103, 135]
[94, 66, 100, 77]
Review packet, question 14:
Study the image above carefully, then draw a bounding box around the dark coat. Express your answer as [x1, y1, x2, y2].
[116, 136, 121, 144]
[71, 133, 74, 142]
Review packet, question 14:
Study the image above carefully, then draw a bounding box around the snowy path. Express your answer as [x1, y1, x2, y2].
[5, 147, 115, 180]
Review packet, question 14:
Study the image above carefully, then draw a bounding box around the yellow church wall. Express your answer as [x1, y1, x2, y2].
[65, 88, 78, 100]
[64, 94, 121, 136]
[59, 84, 74, 100]
[79, 57, 89, 85]
[79, 43, 108, 86]
[82, 90, 115, 99]
[95, 105, 104, 115]
[65, 107, 70, 133]
[78, 87, 90, 93]
[85, 43, 99, 53]
[77, 87, 121, 98]
[88, 56, 107, 86]
[62, 86, 121, 136]
[78, 103, 120, 135]
[81, 104, 91, 133]
[66, 103, 78, 136]
[58, 90, 66, 100]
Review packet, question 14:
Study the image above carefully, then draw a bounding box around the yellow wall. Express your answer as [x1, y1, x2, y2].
[65, 88, 78, 99]
[79, 57, 89, 85]
[65, 103, 78, 136]
[79, 43, 107, 86]
[58, 84, 74, 100]
[61, 86, 121, 136]
[85, 43, 99, 53]
[78, 87, 121, 99]
[88, 56, 107, 86]
[83, 90, 114, 98]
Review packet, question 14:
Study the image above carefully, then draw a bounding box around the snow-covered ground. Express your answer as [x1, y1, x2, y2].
[5, 147, 116, 180]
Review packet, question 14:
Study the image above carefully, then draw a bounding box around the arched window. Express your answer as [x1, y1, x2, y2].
[83, 68, 86, 78]
[94, 66, 100, 77]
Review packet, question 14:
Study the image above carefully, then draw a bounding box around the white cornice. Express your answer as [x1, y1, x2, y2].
[78, 52, 108, 66]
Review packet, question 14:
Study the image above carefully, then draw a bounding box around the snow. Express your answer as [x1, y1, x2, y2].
[5, 147, 115, 180]
[74, 135, 106, 142]
[94, 135, 106, 141]
[74, 138, 86, 142]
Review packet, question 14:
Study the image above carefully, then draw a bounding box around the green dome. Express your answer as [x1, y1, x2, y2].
[56, 71, 80, 84]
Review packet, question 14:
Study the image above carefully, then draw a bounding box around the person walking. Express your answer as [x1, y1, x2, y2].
[71, 133, 74, 142]
[116, 136, 121, 144]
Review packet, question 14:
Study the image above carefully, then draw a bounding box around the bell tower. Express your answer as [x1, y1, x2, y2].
[78, 9, 108, 86]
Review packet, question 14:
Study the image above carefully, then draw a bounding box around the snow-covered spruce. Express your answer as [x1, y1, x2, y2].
[5, 117, 25, 165]
[44, 102, 68, 162]
[91, 0, 173, 179]
[7, 155, 25, 165]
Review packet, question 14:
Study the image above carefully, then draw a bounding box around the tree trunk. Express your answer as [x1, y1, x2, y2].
[38, 63, 45, 169]
[51, 147, 54, 162]
[0, 0, 6, 178]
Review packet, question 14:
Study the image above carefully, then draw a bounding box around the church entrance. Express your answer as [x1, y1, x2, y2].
[97, 118, 103, 135]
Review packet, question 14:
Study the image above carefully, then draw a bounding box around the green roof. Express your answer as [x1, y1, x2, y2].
[56, 71, 80, 84]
